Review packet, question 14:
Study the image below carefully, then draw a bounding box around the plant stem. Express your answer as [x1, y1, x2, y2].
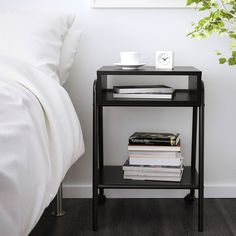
[217, 0, 236, 18]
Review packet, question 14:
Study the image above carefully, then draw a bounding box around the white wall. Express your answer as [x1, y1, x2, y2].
[1, 0, 236, 198]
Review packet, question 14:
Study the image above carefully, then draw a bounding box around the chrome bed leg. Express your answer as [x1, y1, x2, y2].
[51, 183, 66, 217]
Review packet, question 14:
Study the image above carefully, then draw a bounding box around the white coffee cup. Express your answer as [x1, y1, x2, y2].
[120, 51, 141, 65]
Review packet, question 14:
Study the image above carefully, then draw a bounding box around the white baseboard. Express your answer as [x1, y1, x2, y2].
[63, 184, 236, 198]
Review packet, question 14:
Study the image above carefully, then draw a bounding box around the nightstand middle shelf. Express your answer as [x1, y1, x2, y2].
[100, 89, 200, 107]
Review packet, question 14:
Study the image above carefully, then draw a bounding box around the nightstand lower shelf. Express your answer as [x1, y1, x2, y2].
[98, 166, 199, 189]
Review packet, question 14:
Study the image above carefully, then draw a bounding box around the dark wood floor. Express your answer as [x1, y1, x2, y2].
[30, 198, 236, 236]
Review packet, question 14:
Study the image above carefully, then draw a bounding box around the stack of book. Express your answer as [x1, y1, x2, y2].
[113, 85, 175, 99]
[123, 132, 184, 182]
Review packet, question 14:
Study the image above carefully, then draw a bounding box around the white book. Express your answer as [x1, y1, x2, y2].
[122, 159, 183, 173]
[113, 93, 172, 99]
[124, 170, 183, 177]
[124, 171, 183, 182]
[129, 151, 181, 159]
[123, 165, 183, 173]
[128, 144, 181, 152]
[129, 157, 183, 166]
[113, 85, 174, 94]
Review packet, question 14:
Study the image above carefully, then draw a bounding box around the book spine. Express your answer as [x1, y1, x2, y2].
[124, 170, 182, 177]
[129, 157, 182, 166]
[129, 154, 176, 158]
[129, 138, 176, 146]
[113, 93, 172, 99]
[115, 89, 173, 94]
[128, 145, 181, 152]
[123, 167, 182, 173]
[123, 175, 181, 182]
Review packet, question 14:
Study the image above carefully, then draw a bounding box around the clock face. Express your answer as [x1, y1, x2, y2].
[158, 52, 171, 66]
[156, 51, 174, 69]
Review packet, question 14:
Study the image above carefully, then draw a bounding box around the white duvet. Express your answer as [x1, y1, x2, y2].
[0, 55, 85, 236]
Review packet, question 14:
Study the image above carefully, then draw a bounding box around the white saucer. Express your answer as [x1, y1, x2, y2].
[114, 62, 146, 70]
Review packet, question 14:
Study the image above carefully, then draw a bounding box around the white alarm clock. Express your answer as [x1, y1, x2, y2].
[155, 51, 174, 69]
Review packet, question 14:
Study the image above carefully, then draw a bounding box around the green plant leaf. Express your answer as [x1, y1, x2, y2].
[228, 57, 236, 65]
[229, 33, 236, 40]
[186, 0, 193, 6]
[232, 51, 236, 57]
[219, 58, 227, 64]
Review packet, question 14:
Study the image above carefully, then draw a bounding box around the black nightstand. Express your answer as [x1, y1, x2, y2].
[92, 66, 205, 232]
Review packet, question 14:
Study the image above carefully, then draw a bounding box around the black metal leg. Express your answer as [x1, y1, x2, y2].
[191, 107, 198, 198]
[198, 82, 205, 232]
[190, 189, 195, 196]
[98, 188, 106, 205]
[93, 80, 98, 231]
[98, 107, 103, 173]
[98, 106, 105, 201]
[184, 107, 198, 205]
[191, 107, 198, 174]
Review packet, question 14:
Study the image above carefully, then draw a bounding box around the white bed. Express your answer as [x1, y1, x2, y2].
[0, 12, 85, 236]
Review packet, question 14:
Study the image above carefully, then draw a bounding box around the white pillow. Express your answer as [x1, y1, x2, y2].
[59, 16, 82, 85]
[0, 11, 76, 83]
